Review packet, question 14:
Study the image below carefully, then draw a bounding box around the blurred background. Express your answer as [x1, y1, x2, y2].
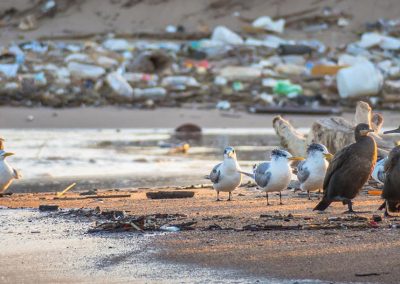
[0, 0, 400, 192]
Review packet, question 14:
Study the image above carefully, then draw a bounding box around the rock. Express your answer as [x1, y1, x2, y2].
[39, 205, 59, 211]
[128, 50, 172, 74]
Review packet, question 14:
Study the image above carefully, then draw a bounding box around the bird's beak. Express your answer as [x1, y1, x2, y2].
[288, 156, 305, 161]
[227, 151, 234, 158]
[384, 127, 400, 135]
[360, 129, 374, 135]
[3, 152, 14, 157]
[324, 153, 334, 161]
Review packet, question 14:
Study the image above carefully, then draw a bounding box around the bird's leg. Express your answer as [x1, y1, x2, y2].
[343, 200, 356, 214]
[318, 189, 321, 200]
[384, 201, 393, 218]
[227, 192, 232, 201]
[307, 191, 311, 200]
[216, 191, 221, 202]
[266, 192, 270, 206]
[279, 192, 283, 205]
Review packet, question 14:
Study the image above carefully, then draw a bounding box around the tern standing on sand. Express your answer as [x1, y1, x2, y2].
[207, 146, 242, 201]
[241, 149, 303, 205]
[0, 150, 20, 193]
[314, 123, 377, 213]
[297, 143, 333, 200]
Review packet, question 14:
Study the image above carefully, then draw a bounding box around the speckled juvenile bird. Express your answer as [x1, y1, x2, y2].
[297, 143, 333, 200]
[241, 149, 303, 205]
[314, 123, 377, 213]
[206, 146, 242, 201]
[0, 150, 21, 193]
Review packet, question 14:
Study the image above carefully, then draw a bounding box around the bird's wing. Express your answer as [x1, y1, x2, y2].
[323, 146, 353, 190]
[255, 162, 271, 188]
[297, 160, 310, 183]
[384, 150, 398, 173]
[209, 163, 222, 184]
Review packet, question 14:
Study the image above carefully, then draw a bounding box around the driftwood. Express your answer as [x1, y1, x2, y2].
[146, 191, 195, 199]
[273, 101, 395, 156]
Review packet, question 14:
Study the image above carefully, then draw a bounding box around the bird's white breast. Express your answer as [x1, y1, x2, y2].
[0, 160, 15, 191]
[300, 157, 328, 191]
[263, 159, 292, 192]
[213, 159, 242, 192]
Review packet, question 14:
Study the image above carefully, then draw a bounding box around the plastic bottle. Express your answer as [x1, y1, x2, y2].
[337, 61, 383, 98]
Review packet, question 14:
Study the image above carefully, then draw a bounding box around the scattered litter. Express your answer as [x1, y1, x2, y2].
[160, 225, 180, 232]
[337, 61, 383, 98]
[252, 16, 285, 34]
[56, 183, 77, 197]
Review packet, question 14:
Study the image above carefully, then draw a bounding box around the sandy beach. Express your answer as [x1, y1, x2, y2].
[1, 0, 400, 283]
[1, 185, 400, 283]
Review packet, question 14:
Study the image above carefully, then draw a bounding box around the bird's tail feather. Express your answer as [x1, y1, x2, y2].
[13, 169, 21, 179]
[313, 199, 332, 211]
[239, 171, 255, 179]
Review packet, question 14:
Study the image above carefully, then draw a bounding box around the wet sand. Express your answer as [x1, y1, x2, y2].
[1, 106, 400, 129]
[1, 185, 400, 283]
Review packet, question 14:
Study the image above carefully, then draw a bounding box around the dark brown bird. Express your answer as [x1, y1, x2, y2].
[378, 127, 400, 216]
[314, 123, 377, 212]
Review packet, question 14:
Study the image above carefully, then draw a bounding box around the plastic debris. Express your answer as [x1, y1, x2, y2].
[67, 62, 106, 79]
[160, 225, 180, 232]
[216, 100, 231, 110]
[0, 64, 19, 78]
[252, 16, 285, 34]
[106, 72, 134, 97]
[211, 26, 243, 45]
[337, 61, 383, 98]
[219, 66, 261, 81]
[273, 80, 303, 96]
[133, 87, 167, 98]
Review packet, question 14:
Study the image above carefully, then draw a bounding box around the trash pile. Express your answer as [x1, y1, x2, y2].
[60, 207, 194, 233]
[1, 8, 400, 110]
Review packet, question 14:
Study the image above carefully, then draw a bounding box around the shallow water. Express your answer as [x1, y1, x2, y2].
[2, 128, 288, 190]
[0, 208, 345, 284]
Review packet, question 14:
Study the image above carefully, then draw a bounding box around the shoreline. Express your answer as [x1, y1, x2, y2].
[1, 186, 399, 283]
[1, 106, 400, 129]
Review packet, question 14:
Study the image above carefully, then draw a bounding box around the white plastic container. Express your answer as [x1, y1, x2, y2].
[106, 72, 133, 97]
[211, 26, 243, 45]
[337, 61, 383, 98]
[67, 62, 105, 79]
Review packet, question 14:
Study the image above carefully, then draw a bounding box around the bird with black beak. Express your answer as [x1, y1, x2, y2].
[314, 123, 377, 213]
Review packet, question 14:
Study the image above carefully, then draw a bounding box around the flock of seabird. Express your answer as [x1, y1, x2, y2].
[209, 123, 400, 215]
[1, 121, 400, 217]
